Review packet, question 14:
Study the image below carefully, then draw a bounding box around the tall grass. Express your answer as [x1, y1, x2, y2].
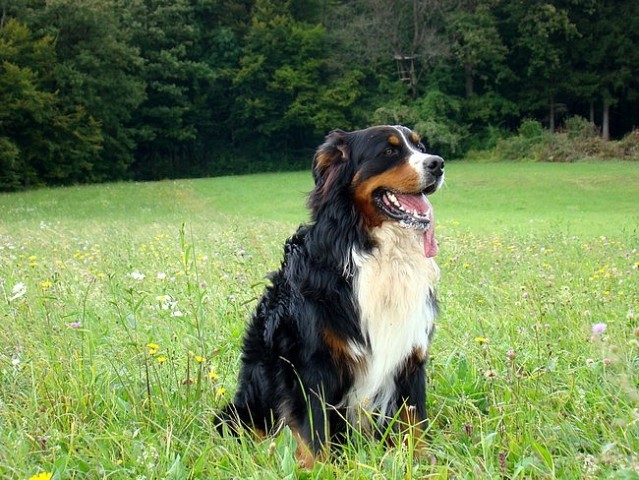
[0, 162, 638, 479]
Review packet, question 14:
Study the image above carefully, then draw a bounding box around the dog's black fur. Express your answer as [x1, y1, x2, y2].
[218, 125, 444, 466]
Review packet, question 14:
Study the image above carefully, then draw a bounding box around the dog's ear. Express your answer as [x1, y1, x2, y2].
[312, 129, 350, 184]
[308, 129, 353, 216]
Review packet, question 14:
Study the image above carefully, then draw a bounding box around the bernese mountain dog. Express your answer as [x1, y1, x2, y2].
[218, 125, 444, 467]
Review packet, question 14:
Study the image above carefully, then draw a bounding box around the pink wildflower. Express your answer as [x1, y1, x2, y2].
[592, 323, 607, 335]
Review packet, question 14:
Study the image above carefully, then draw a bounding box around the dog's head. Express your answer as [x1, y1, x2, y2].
[310, 125, 444, 257]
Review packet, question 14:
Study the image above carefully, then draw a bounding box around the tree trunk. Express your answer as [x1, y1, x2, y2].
[602, 96, 610, 141]
[464, 63, 474, 97]
[549, 95, 555, 133]
[589, 100, 595, 124]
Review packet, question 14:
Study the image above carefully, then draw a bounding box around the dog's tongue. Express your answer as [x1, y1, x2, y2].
[422, 212, 438, 257]
[395, 193, 438, 258]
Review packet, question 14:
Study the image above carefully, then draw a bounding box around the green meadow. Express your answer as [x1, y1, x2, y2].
[1, 161, 638, 479]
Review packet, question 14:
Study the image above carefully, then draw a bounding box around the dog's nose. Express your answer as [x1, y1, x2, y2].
[426, 156, 444, 177]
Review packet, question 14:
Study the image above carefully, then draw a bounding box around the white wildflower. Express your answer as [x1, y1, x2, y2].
[129, 271, 145, 281]
[9, 282, 27, 301]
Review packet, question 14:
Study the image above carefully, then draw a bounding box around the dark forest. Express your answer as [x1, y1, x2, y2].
[1, 0, 638, 190]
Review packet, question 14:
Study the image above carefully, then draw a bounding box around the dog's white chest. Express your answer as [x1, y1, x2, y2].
[347, 224, 439, 417]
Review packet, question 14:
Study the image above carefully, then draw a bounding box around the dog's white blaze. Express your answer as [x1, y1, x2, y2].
[390, 125, 440, 185]
[347, 222, 439, 422]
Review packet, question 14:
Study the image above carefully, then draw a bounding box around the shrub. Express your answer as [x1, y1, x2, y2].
[564, 115, 598, 141]
[484, 116, 639, 163]
[518, 118, 545, 139]
[620, 129, 639, 160]
[491, 119, 547, 161]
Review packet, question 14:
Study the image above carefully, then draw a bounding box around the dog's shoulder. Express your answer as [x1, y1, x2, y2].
[257, 224, 313, 346]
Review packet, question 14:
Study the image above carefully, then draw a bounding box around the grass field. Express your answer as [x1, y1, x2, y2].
[1, 161, 638, 479]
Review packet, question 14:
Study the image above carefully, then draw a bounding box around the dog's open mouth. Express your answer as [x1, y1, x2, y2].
[374, 189, 439, 257]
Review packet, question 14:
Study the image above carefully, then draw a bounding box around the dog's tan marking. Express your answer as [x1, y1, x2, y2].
[248, 426, 266, 440]
[314, 150, 336, 173]
[291, 426, 316, 469]
[388, 135, 401, 146]
[409, 345, 429, 364]
[398, 403, 429, 458]
[322, 329, 365, 375]
[410, 132, 421, 145]
[352, 162, 423, 227]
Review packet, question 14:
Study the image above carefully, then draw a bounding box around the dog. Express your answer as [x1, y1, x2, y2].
[218, 125, 444, 467]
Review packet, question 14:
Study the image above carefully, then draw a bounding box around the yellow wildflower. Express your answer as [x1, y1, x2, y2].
[215, 387, 226, 400]
[194, 356, 206, 363]
[474, 337, 489, 344]
[147, 343, 160, 355]
[41, 281, 53, 289]
[208, 370, 219, 380]
[157, 356, 167, 364]
[28, 473, 52, 480]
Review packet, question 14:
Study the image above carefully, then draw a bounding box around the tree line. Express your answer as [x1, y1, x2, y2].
[1, 0, 638, 191]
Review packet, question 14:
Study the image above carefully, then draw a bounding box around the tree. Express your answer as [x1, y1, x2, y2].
[500, 1, 578, 132]
[127, 0, 225, 179]
[232, 0, 365, 157]
[38, 0, 146, 180]
[570, 0, 639, 140]
[0, 18, 101, 190]
[332, 0, 450, 98]
[446, 0, 509, 98]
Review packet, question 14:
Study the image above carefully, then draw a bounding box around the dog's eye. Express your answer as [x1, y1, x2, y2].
[383, 147, 397, 156]
[416, 143, 426, 153]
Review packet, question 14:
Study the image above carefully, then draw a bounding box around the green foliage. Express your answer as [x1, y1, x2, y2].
[43, 0, 147, 181]
[620, 129, 639, 158]
[484, 117, 639, 163]
[0, 138, 21, 191]
[564, 115, 599, 141]
[232, 0, 365, 155]
[373, 90, 467, 158]
[446, 1, 511, 98]
[518, 118, 545, 139]
[0, 19, 102, 190]
[127, 0, 218, 179]
[474, 119, 545, 162]
[0, 0, 638, 189]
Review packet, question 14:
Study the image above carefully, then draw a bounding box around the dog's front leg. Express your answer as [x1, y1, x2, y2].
[285, 357, 344, 470]
[394, 354, 429, 456]
[290, 387, 332, 469]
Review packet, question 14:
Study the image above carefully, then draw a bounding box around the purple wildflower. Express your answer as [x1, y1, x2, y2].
[592, 323, 607, 335]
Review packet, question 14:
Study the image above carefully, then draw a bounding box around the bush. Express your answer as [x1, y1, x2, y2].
[564, 115, 598, 141]
[484, 116, 639, 163]
[620, 129, 639, 159]
[491, 119, 547, 161]
[518, 118, 545, 139]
